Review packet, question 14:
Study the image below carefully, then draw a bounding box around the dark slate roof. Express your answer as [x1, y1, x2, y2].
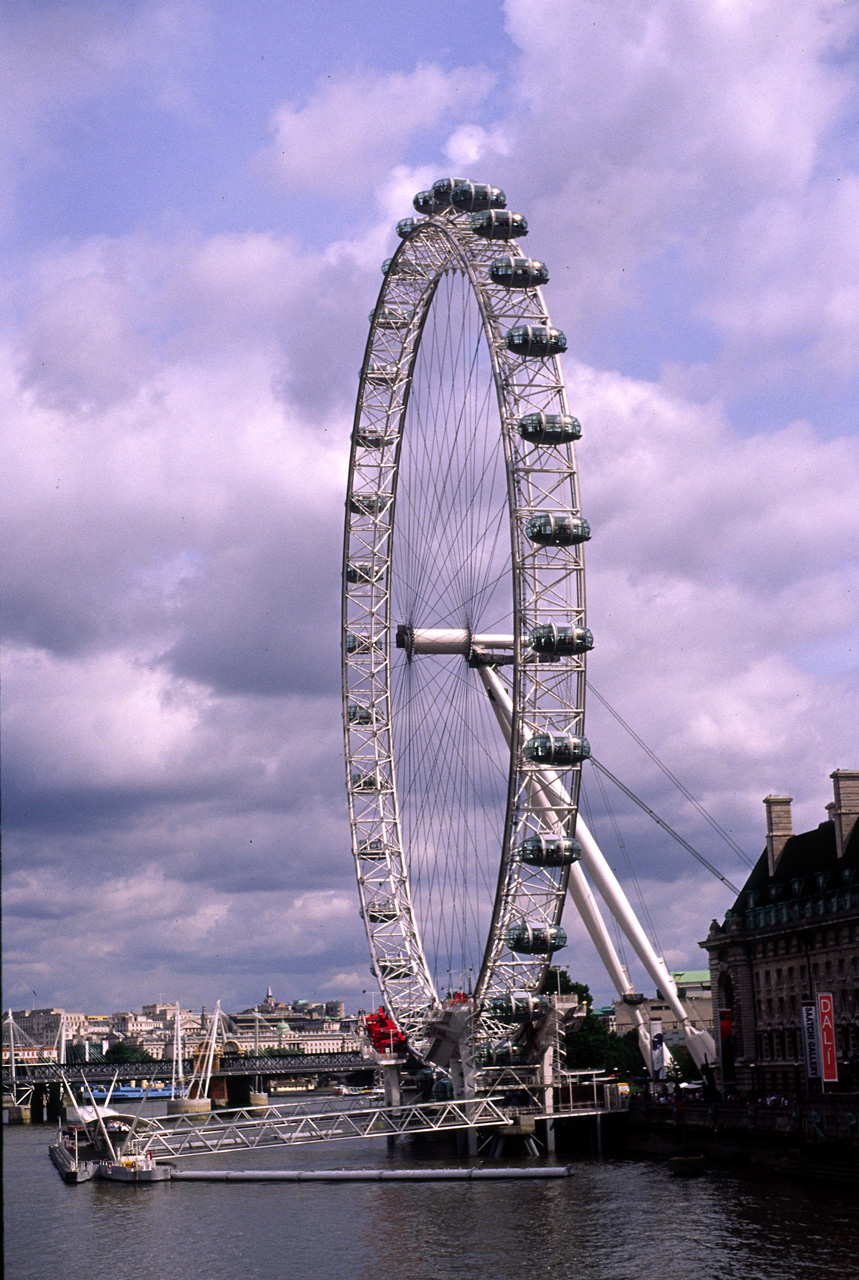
[731, 816, 859, 913]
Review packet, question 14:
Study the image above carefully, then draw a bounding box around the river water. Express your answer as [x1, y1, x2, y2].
[4, 1111, 858, 1280]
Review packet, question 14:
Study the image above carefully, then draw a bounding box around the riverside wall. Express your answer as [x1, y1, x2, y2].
[622, 1095, 859, 1181]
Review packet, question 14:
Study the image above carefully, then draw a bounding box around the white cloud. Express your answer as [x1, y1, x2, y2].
[2, 2, 857, 1019]
[0, 0, 208, 231]
[259, 63, 496, 193]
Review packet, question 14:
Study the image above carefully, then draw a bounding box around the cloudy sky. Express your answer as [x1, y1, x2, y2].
[2, 0, 857, 1018]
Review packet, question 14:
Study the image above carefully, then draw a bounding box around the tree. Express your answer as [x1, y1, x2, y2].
[103, 1042, 155, 1064]
[539, 967, 593, 1004]
[564, 1019, 644, 1075]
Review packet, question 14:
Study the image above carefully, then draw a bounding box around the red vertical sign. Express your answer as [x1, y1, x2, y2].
[817, 992, 838, 1083]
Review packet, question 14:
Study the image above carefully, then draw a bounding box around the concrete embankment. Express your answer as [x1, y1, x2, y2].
[624, 1097, 859, 1181]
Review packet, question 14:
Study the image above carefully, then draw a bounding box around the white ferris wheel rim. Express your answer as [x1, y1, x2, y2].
[342, 190, 590, 1057]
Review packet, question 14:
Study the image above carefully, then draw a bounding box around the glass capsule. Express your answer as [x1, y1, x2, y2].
[485, 993, 551, 1022]
[528, 624, 593, 656]
[364, 363, 399, 385]
[412, 190, 446, 215]
[351, 769, 391, 793]
[378, 957, 413, 979]
[366, 899, 398, 923]
[516, 835, 582, 867]
[430, 176, 469, 205]
[450, 182, 506, 212]
[354, 429, 397, 448]
[470, 210, 528, 240]
[516, 413, 582, 444]
[347, 703, 374, 725]
[396, 217, 418, 238]
[349, 492, 392, 516]
[523, 734, 591, 766]
[525, 514, 591, 546]
[357, 838, 386, 859]
[346, 562, 383, 585]
[490, 256, 548, 288]
[371, 306, 414, 329]
[504, 922, 567, 954]
[506, 325, 567, 357]
[381, 256, 427, 276]
[345, 632, 382, 654]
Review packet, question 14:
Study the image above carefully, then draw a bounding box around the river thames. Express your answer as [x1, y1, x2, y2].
[4, 1116, 858, 1280]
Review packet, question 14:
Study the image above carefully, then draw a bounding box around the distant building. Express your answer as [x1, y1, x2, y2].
[594, 1005, 618, 1033]
[702, 770, 859, 1098]
[613, 970, 714, 1048]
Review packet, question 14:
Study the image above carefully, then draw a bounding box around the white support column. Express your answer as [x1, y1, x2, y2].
[474, 662, 714, 1071]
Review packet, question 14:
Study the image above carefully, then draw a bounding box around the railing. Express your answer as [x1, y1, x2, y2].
[130, 1096, 513, 1159]
[2, 1051, 368, 1086]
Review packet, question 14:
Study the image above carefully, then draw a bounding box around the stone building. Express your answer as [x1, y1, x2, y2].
[703, 770, 859, 1098]
[614, 970, 714, 1049]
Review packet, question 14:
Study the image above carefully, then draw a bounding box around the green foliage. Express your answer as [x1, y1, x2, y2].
[539, 966, 576, 996]
[564, 1016, 644, 1075]
[103, 1042, 155, 1064]
[666, 1044, 698, 1083]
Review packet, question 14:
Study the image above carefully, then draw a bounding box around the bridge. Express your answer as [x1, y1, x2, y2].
[128, 1094, 514, 1159]
[3, 1051, 368, 1089]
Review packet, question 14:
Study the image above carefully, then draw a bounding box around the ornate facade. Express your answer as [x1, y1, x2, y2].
[703, 771, 859, 1098]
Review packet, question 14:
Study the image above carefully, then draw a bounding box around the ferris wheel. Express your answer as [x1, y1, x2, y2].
[342, 178, 594, 1056]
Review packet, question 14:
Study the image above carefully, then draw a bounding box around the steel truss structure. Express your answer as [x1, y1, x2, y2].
[342, 188, 588, 1055]
[129, 1096, 512, 1160]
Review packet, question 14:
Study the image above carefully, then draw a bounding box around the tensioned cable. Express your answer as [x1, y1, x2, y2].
[589, 758, 741, 895]
[587, 682, 754, 868]
[591, 759, 664, 957]
[390, 269, 510, 987]
[579, 779, 629, 971]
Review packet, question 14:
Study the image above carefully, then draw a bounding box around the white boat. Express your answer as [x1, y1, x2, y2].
[48, 1103, 172, 1184]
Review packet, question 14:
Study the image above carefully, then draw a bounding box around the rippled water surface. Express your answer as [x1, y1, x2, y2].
[4, 1118, 858, 1280]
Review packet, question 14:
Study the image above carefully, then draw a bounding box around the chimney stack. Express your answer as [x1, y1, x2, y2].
[764, 794, 793, 876]
[830, 770, 859, 860]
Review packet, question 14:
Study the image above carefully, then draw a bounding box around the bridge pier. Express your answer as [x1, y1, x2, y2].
[167, 1097, 211, 1115]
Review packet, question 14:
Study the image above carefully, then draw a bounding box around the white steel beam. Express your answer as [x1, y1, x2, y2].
[475, 663, 714, 1071]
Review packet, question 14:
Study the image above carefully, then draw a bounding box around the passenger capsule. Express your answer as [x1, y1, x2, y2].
[528, 624, 593, 656]
[523, 734, 591, 766]
[525, 514, 591, 547]
[378, 957, 413, 980]
[450, 181, 506, 212]
[381, 256, 427, 277]
[345, 631, 382, 654]
[364, 362, 399, 386]
[346, 562, 383, 585]
[347, 702, 374, 725]
[475, 1042, 530, 1067]
[432, 1077, 455, 1100]
[516, 413, 581, 445]
[490, 256, 548, 288]
[486, 993, 551, 1022]
[354, 428, 397, 449]
[506, 325, 567, 357]
[357, 838, 386, 859]
[470, 210, 528, 240]
[412, 190, 447, 215]
[430, 176, 469, 205]
[505, 921, 567, 954]
[349, 492, 392, 517]
[351, 768, 391, 793]
[365, 899, 398, 923]
[371, 306, 414, 329]
[516, 834, 582, 867]
[396, 217, 419, 238]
